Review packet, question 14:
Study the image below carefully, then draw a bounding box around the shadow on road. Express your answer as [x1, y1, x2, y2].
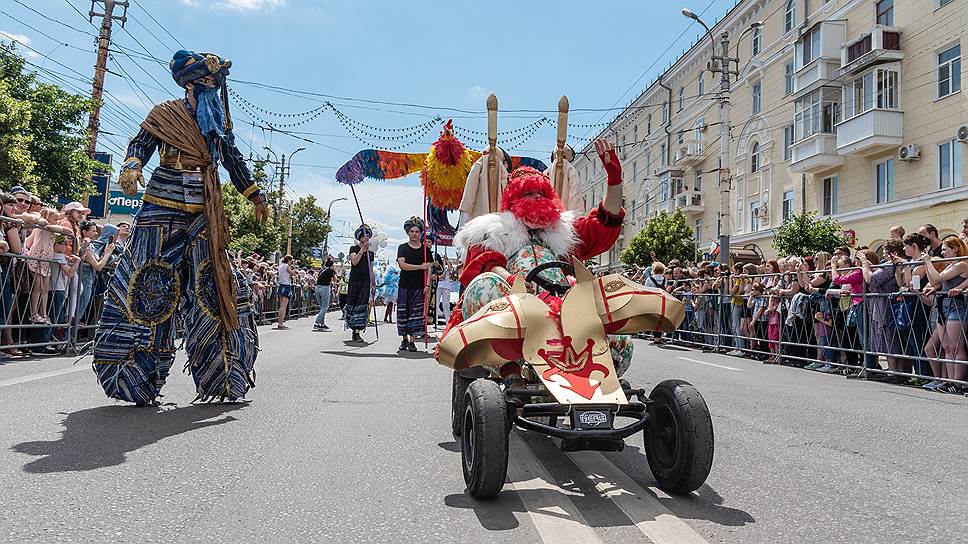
[437, 440, 460, 453]
[320, 349, 434, 360]
[11, 403, 247, 474]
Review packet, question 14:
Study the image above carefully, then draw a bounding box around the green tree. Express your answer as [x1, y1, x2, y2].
[0, 43, 100, 200]
[772, 211, 847, 256]
[286, 194, 330, 262]
[620, 209, 697, 266]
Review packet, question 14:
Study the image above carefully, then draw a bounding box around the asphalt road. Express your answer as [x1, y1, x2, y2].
[2, 312, 966, 544]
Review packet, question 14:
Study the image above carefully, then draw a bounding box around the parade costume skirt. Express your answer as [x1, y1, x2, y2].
[92, 203, 259, 405]
[345, 280, 370, 331]
[396, 286, 425, 337]
[462, 271, 634, 377]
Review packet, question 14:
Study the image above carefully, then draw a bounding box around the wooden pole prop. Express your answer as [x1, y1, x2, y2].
[554, 95, 569, 198]
[348, 183, 379, 339]
[423, 194, 430, 348]
[486, 93, 499, 213]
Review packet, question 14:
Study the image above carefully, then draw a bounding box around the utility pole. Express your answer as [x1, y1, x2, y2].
[708, 31, 738, 264]
[276, 147, 306, 255]
[86, 0, 128, 157]
[276, 153, 287, 224]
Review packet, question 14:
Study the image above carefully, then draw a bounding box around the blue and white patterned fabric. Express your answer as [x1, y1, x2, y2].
[93, 203, 258, 405]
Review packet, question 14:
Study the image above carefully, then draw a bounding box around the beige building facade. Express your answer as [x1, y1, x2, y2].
[574, 0, 967, 268]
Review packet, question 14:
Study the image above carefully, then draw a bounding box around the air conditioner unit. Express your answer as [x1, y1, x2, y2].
[957, 125, 968, 143]
[897, 144, 920, 161]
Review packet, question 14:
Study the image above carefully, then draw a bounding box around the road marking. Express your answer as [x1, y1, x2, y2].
[0, 364, 89, 388]
[567, 451, 710, 544]
[507, 433, 605, 544]
[677, 356, 744, 372]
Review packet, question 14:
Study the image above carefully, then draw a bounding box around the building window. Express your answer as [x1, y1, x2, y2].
[939, 140, 964, 189]
[875, 159, 895, 203]
[677, 131, 685, 146]
[660, 143, 667, 166]
[783, 125, 794, 160]
[876, 0, 893, 26]
[645, 150, 652, 172]
[694, 117, 704, 155]
[822, 175, 838, 215]
[938, 45, 961, 98]
[646, 114, 652, 135]
[794, 87, 841, 141]
[659, 174, 671, 201]
[695, 219, 703, 244]
[695, 168, 703, 192]
[785, 61, 795, 95]
[843, 67, 899, 119]
[785, 0, 797, 32]
[698, 72, 704, 96]
[799, 25, 821, 67]
[750, 142, 760, 173]
[661, 102, 668, 124]
[633, 125, 638, 147]
[630, 198, 636, 221]
[782, 190, 794, 220]
[621, 135, 627, 159]
[939, 0, 953, 7]
[752, 82, 762, 114]
[750, 201, 761, 232]
[752, 26, 762, 56]
[678, 87, 684, 112]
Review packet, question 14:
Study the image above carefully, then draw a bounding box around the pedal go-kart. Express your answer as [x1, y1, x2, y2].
[437, 258, 714, 499]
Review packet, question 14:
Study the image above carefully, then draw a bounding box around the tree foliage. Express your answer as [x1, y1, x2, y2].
[620, 210, 697, 266]
[0, 43, 100, 199]
[222, 159, 330, 262]
[772, 211, 847, 256]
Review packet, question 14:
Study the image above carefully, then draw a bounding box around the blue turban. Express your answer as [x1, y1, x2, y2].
[170, 50, 231, 88]
[354, 224, 372, 241]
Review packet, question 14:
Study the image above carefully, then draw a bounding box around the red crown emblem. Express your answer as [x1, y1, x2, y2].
[538, 336, 610, 400]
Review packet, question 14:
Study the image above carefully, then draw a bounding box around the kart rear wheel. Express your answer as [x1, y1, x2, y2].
[461, 379, 509, 499]
[643, 379, 714, 494]
[451, 372, 474, 437]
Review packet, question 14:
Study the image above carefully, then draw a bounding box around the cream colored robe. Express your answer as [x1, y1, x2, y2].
[459, 150, 508, 226]
[545, 159, 584, 213]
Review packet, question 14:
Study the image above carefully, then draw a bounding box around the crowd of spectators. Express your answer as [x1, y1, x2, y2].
[0, 186, 130, 356]
[629, 220, 968, 396]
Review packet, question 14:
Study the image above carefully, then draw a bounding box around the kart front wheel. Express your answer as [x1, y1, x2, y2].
[461, 379, 509, 499]
[643, 379, 714, 494]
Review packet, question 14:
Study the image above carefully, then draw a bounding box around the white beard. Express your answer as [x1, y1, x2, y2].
[454, 210, 579, 260]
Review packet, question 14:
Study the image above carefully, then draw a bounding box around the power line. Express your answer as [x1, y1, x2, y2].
[128, 0, 183, 50]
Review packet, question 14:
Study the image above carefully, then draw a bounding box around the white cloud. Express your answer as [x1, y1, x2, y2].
[0, 31, 39, 59]
[177, 0, 283, 9]
[469, 85, 490, 99]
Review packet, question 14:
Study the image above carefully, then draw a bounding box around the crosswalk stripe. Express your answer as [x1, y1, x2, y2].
[507, 433, 605, 544]
[566, 450, 709, 544]
[0, 364, 89, 388]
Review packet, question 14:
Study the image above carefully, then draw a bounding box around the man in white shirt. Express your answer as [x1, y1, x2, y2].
[276, 255, 293, 329]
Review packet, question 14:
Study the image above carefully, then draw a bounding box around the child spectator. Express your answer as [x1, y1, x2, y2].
[25, 208, 73, 324]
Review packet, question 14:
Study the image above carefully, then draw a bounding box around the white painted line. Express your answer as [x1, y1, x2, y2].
[567, 450, 709, 544]
[0, 364, 89, 388]
[507, 433, 605, 544]
[677, 357, 744, 372]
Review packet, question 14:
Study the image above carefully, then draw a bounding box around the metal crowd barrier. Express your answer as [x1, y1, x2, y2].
[653, 258, 968, 390]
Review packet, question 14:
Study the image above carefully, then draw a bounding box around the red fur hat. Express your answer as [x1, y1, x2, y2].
[500, 167, 561, 212]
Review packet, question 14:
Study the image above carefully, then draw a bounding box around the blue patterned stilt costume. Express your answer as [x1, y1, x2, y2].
[93, 50, 266, 405]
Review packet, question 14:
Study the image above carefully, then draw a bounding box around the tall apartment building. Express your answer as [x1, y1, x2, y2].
[574, 0, 966, 268]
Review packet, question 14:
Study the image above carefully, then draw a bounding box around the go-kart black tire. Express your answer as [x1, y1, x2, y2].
[451, 372, 474, 436]
[643, 379, 714, 494]
[461, 379, 509, 499]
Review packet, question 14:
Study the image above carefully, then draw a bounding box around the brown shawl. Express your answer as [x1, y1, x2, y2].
[141, 100, 239, 330]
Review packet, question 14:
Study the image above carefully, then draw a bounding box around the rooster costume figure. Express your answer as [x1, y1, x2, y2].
[448, 140, 634, 375]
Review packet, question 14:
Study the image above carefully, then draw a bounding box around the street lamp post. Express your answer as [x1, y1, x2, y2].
[282, 147, 306, 255]
[323, 197, 348, 259]
[681, 8, 760, 265]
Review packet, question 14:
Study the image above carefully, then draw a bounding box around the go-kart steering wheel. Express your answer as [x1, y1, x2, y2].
[525, 261, 575, 297]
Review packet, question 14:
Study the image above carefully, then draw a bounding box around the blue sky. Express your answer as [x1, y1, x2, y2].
[2, 0, 736, 254]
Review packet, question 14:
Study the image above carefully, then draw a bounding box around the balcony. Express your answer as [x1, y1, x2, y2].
[790, 133, 844, 173]
[840, 26, 903, 76]
[674, 142, 702, 167]
[674, 190, 705, 215]
[836, 108, 903, 156]
[793, 20, 846, 98]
